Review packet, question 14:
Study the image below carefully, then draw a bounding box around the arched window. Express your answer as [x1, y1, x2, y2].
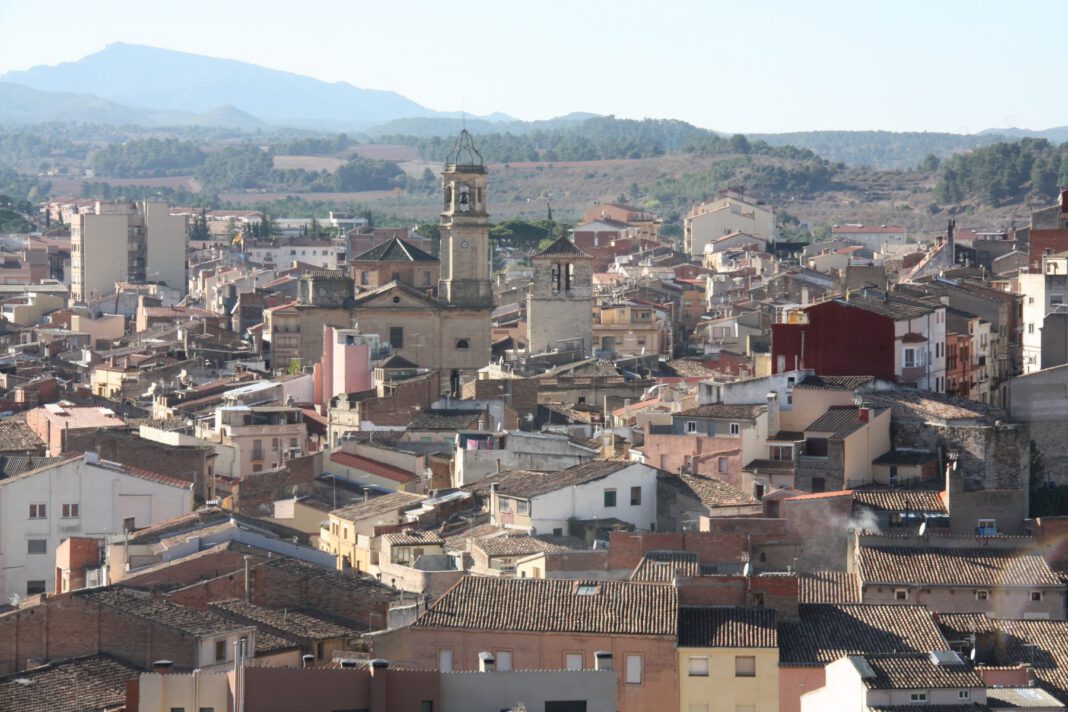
[565, 262, 574, 292]
[551, 263, 561, 294]
[456, 339, 470, 350]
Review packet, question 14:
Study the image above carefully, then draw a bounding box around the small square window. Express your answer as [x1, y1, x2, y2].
[729, 422, 740, 436]
[29, 503, 46, 520]
[215, 640, 227, 662]
[499, 498, 511, 512]
[565, 652, 583, 670]
[976, 590, 990, 601]
[62, 503, 79, 519]
[27, 539, 47, 555]
[959, 690, 970, 700]
[26, 580, 45, 595]
[1032, 591, 1043, 601]
[735, 655, 756, 677]
[686, 421, 697, 433]
[895, 589, 909, 601]
[604, 489, 617, 508]
[688, 656, 709, 677]
[630, 486, 642, 506]
[911, 692, 928, 703]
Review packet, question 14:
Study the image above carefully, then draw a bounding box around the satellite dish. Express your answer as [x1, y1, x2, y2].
[969, 647, 976, 661]
[918, 521, 927, 537]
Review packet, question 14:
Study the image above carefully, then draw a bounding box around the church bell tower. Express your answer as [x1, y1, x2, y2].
[439, 130, 493, 307]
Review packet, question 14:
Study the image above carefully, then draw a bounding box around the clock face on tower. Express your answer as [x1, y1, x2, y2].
[457, 184, 471, 212]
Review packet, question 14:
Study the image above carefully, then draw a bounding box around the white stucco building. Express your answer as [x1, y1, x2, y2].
[0, 453, 193, 602]
[486, 461, 659, 535]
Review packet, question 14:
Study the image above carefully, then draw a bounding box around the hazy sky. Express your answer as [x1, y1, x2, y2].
[1, 0, 1063, 133]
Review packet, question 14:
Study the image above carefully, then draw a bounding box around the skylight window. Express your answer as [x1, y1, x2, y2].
[576, 584, 600, 596]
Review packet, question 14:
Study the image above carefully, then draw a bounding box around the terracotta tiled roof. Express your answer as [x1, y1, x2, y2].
[857, 545, 1062, 587]
[778, 604, 948, 665]
[353, 237, 438, 263]
[794, 374, 876, 391]
[548, 359, 623, 378]
[857, 652, 982, 689]
[742, 459, 796, 476]
[78, 588, 250, 637]
[678, 606, 777, 648]
[986, 618, 1068, 701]
[383, 529, 444, 546]
[799, 571, 861, 604]
[631, 551, 700, 582]
[472, 534, 583, 558]
[658, 472, 759, 508]
[36, 404, 126, 429]
[852, 489, 946, 514]
[0, 653, 141, 712]
[535, 236, 591, 258]
[330, 491, 425, 521]
[414, 577, 677, 636]
[210, 599, 362, 639]
[676, 404, 765, 420]
[934, 611, 998, 637]
[473, 460, 635, 500]
[91, 459, 194, 490]
[805, 406, 887, 437]
[0, 417, 45, 452]
[328, 451, 418, 484]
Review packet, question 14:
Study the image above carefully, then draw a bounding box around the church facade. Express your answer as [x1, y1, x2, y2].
[350, 130, 494, 395]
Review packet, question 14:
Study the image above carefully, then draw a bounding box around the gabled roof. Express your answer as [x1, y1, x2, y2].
[210, 599, 362, 639]
[852, 489, 946, 514]
[352, 236, 438, 263]
[856, 652, 982, 690]
[330, 491, 425, 521]
[328, 451, 418, 485]
[794, 375, 875, 391]
[472, 534, 584, 558]
[0, 653, 141, 712]
[858, 545, 1062, 587]
[678, 606, 777, 648]
[535, 235, 592, 258]
[77, 588, 250, 637]
[805, 406, 887, 437]
[414, 577, 677, 636]
[778, 604, 948, 666]
[799, 571, 861, 604]
[676, 404, 766, 420]
[631, 551, 700, 582]
[0, 418, 45, 452]
[473, 460, 638, 500]
[658, 472, 759, 508]
[351, 280, 444, 308]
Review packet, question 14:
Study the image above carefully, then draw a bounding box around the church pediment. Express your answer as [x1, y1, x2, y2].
[352, 282, 440, 309]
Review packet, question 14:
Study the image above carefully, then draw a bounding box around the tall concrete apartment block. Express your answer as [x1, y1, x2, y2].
[526, 236, 594, 356]
[71, 201, 188, 302]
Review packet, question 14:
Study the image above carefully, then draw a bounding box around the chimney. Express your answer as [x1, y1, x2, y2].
[369, 659, 389, 712]
[858, 407, 870, 423]
[302, 654, 315, 668]
[594, 651, 613, 671]
[339, 659, 358, 669]
[478, 651, 495, 672]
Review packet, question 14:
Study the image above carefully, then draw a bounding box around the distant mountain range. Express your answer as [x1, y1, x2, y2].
[0, 43, 1065, 169]
[0, 42, 506, 130]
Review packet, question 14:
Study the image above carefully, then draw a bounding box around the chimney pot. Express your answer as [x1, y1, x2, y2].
[302, 654, 315, 668]
[152, 660, 174, 671]
[370, 658, 389, 669]
[339, 659, 358, 669]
